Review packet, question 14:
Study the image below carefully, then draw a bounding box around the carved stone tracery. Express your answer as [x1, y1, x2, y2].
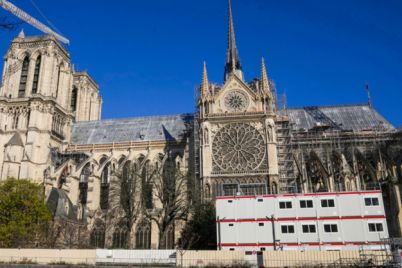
[212, 122, 266, 173]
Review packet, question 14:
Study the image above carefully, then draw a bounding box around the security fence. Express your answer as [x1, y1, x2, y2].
[0, 248, 395, 267]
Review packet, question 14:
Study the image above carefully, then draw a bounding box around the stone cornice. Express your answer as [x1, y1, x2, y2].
[202, 112, 271, 123]
[67, 140, 185, 153]
[0, 130, 27, 135]
[0, 94, 74, 119]
[209, 171, 269, 178]
[73, 71, 99, 90]
[12, 35, 70, 61]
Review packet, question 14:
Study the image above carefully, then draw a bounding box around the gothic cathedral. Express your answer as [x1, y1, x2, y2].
[0, 0, 400, 248]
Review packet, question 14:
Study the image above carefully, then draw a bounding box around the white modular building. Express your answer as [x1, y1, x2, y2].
[216, 190, 389, 251]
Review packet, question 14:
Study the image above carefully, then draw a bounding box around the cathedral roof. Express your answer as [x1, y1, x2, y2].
[71, 114, 193, 145]
[282, 104, 394, 132]
[71, 105, 392, 145]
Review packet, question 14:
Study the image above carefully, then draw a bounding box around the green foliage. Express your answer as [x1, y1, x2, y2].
[179, 201, 216, 250]
[0, 177, 52, 247]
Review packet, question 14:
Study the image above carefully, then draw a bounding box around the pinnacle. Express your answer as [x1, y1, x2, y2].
[201, 62, 209, 97]
[261, 57, 270, 93]
[18, 29, 25, 38]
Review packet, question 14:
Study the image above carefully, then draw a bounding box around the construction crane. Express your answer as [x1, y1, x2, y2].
[0, 0, 69, 44]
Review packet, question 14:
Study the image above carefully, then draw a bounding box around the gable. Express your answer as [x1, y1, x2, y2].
[212, 75, 260, 114]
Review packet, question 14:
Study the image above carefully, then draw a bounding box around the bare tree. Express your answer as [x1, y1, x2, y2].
[107, 160, 142, 248]
[145, 153, 190, 249]
[43, 219, 89, 249]
[105, 151, 191, 249]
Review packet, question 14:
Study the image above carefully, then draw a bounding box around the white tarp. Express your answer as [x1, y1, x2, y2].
[96, 249, 176, 265]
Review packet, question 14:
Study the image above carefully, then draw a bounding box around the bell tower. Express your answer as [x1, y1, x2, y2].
[0, 32, 101, 182]
[198, 0, 279, 199]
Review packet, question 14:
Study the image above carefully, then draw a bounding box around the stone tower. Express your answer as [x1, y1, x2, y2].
[198, 0, 279, 198]
[0, 32, 101, 182]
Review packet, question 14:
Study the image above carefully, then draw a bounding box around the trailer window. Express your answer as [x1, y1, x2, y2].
[368, 223, 383, 232]
[365, 197, 379, 206]
[279, 201, 292, 209]
[321, 199, 335, 208]
[300, 200, 313, 208]
[281, 225, 295, 234]
[302, 224, 316, 233]
[324, 224, 338, 233]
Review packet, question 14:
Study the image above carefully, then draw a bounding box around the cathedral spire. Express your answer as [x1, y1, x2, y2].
[18, 29, 25, 38]
[201, 61, 209, 97]
[261, 57, 270, 93]
[224, 0, 243, 82]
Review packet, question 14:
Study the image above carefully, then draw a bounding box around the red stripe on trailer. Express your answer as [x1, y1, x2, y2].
[215, 190, 382, 200]
[219, 241, 385, 247]
[217, 215, 385, 223]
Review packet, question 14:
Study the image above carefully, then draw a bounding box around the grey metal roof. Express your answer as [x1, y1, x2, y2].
[282, 104, 394, 132]
[71, 114, 193, 145]
[71, 104, 393, 145]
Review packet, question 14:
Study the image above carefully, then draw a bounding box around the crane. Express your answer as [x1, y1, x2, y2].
[0, 0, 69, 44]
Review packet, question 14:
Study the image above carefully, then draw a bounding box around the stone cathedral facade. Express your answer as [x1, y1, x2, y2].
[0, 1, 401, 249]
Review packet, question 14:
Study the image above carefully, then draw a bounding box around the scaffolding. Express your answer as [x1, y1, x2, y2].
[275, 108, 394, 195]
[275, 115, 296, 192]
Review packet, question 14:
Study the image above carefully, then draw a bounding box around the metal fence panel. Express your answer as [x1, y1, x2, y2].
[96, 249, 176, 265]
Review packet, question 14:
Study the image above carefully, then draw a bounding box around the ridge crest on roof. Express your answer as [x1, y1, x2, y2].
[286, 103, 370, 110]
[73, 113, 194, 125]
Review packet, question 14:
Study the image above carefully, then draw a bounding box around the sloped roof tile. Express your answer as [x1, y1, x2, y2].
[71, 114, 193, 145]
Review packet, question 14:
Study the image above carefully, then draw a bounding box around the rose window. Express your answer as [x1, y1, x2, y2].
[224, 90, 249, 112]
[212, 123, 266, 172]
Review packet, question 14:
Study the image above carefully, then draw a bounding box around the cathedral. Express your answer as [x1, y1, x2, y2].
[0, 1, 401, 249]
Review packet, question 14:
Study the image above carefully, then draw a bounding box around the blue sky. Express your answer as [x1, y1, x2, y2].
[1, 0, 401, 126]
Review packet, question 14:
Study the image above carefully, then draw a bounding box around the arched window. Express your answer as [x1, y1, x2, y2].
[100, 163, 110, 210]
[120, 161, 132, 208]
[90, 221, 106, 248]
[160, 224, 175, 249]
[55, 65, 61, 98]
[99, 156, 108, 166]
[18, 57, 29, 97]
[12, 114, 19, 129]
[135, 220, 151, 249]
[26, 111, 31, 128]
[271, 182, 278, 195]
[141, 161, 153, 209]
[118, 156, 126, 167]
[79, 163, 91, 205]
[71, 86, 78, 112]
[32, 56, 41, 94]
[112, 225, 128, 249]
